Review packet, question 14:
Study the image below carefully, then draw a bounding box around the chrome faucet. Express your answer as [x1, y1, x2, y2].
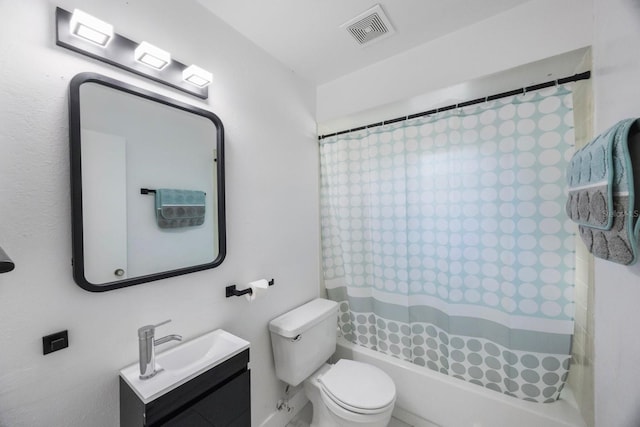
[138, 319, 182, 380]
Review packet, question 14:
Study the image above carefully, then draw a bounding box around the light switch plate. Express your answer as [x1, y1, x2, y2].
[43, 330, 69, 355]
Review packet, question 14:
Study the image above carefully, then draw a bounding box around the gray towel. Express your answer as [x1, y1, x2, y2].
[566, 118, 640, 265]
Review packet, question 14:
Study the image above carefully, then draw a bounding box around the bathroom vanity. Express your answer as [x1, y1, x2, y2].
[119, 330, 250, 426]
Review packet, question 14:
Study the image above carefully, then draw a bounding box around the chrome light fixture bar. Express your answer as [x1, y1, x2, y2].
[55, 7, 209, 99]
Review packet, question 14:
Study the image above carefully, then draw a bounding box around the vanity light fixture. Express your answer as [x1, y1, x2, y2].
[183, 65, 213, 88]
[135, 42, 171, 70]
[69, 9, 113, 47]
[55, 7, 208, 99]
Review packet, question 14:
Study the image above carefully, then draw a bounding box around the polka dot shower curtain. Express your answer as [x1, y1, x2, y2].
[320, 85, 576, 403]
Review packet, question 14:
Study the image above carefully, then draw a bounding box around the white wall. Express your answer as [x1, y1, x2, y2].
[317, 0, 593, 126]
[566, 56, 595, 427]
[0, 1, 317, 426]
[592, 1, 640, 426]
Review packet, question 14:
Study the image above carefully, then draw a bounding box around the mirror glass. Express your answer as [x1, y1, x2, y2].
[69, 72, 225, 291]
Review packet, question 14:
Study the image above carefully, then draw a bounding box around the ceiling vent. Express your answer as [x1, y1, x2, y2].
[341, 4, 395, 47]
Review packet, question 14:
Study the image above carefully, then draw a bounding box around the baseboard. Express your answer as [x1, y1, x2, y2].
[258, 389, 310, 427]
[392, 406, 441, 427]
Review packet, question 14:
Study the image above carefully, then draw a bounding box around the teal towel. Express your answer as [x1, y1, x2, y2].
[155, 189, 206, 229]
[566, 118, 640, 265]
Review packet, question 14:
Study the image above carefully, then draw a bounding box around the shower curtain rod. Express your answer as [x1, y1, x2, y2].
[318, 71, 591, 140]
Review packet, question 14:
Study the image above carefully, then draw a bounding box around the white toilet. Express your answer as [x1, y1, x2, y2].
[269, 298, 396, 427]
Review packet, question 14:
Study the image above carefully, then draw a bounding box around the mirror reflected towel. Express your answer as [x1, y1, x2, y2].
[155, 189, 206, 228]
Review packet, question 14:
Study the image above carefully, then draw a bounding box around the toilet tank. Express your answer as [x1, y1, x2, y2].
[269, 298, 339, 386]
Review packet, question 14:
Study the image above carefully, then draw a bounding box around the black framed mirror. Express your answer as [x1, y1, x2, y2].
[69, 72, 225, 292]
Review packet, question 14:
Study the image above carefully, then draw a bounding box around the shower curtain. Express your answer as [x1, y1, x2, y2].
[320, 85, 576, 403]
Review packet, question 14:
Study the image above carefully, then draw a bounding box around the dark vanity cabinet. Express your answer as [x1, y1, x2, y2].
[120, 350, 250, 426]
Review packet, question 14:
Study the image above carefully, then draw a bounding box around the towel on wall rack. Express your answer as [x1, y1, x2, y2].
[154, 189, 206, 229]
[566, 118, 640, 265]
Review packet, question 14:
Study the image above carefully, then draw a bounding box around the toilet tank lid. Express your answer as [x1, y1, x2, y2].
[269, 298, 339, 338]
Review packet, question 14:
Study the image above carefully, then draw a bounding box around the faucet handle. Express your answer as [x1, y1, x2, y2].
[153, 319, 172, 328]
[138, 319, 172, 339]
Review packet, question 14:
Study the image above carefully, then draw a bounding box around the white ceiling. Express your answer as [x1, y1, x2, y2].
[196, 0, 533, 85]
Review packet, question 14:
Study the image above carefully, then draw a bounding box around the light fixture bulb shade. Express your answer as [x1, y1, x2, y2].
[134, 41, 171, 70]
[183, 65, 213, 88]
[69, 9, 114, 47]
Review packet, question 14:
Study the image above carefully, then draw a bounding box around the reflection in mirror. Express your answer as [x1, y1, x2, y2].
[69, 73, 225, 292]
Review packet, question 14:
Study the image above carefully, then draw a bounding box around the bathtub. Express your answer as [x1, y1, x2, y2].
[333, 337, 586, 427]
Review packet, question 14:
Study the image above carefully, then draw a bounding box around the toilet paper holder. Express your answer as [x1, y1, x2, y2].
[226, 279, 274, 298]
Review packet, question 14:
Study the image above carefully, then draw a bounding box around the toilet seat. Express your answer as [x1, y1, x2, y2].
[318, 359, 396, 415]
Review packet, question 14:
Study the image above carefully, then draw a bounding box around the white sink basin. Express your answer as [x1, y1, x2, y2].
[120, 329, 250, 403]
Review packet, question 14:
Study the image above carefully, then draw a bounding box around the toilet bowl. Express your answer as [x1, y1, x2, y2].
[304, 360, 396, 427]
